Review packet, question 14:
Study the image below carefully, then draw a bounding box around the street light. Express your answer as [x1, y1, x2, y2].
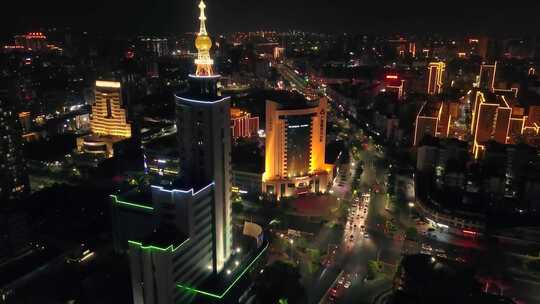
[289, 239, 294, 262]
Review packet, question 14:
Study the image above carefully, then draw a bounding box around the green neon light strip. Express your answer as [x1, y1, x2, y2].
[110, 195, 154, 211]
[176, 242, 269, 299]
[128, 238, 190, 253]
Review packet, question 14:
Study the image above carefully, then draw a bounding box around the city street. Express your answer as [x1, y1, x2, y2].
[277, 63, 540, 304]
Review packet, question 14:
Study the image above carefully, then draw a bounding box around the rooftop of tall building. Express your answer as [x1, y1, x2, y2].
[418, 101, 442, 118]
[157, 178, 214, 195]
[135, 226, 188, 250]
[267, 90, 320, 110]
[144, 133, 179, 157]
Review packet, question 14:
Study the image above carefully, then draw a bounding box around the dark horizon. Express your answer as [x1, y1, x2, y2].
[3, 0, 540, 38]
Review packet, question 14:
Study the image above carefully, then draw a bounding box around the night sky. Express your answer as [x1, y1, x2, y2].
[3, 0, 540, 37]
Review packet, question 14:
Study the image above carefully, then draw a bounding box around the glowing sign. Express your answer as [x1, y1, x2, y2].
[288, 124, 309, 129]
[95, 80, 121, 89]
[386, 75, 398, 80]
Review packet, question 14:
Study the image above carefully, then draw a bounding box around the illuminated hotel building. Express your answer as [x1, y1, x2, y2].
[230, 108, 259, 139]
[90, 81, 132, 137]
[14, 32, 47, 51]
[427, 62, 445, 95]
[113, 3, 245, 303]
[262, 96, 332, 198]
[76, 81, 132, 158]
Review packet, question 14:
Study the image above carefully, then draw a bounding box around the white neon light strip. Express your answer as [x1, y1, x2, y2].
[151, 182, 215, 197]
[188, 74, 221, 79]
[177, 96, 230, 104]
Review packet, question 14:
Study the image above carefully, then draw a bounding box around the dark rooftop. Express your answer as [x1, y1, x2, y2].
[144, 134, 179, 157]
[114, 187, 153, 209]
[418, 101, 442, 117]
[418, 135, 440, 147]
[393, 254, 481, 304]
[138, 226, 187, 249]
[267, 90, 319, 110]
[157, 178, 214, 194]
[231, 140, 264, 173]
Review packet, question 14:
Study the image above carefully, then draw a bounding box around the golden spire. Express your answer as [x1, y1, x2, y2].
[194, 0, 214, 76]
[198, 0, 208, 36]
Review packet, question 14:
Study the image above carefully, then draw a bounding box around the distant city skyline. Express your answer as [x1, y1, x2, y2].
[3, 0, 540, 38]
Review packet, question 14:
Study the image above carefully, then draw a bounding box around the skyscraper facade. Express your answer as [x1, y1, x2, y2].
[0, 96, 29, 201]
[175, 0, 232, 268]
[113, 2, 234, 303]
[478, 62, 497, 91]
[427, 62, 445, 95]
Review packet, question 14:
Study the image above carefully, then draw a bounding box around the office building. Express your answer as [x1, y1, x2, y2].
[0, 97, 29, 202]
[478, 62, 497, 91]
[427, 62, 445, 95]
[415, 63, 540, 153]
[76, 81, 132, 158]
[230, 108, 260, 139]
[413, 101, 454, 146]
[384, 74, 405, 100]
[262, 94, 333, 198]
[139, 37, 169, 57]
[470, 91, 513, 158]
[477, 62, 519, 97]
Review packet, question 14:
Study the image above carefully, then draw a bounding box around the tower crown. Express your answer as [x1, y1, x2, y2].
[194, 0, 214, 76]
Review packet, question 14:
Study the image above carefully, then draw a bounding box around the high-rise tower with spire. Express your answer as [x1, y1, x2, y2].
[176, 0, 232, 272]
[114, 2, 233, 303]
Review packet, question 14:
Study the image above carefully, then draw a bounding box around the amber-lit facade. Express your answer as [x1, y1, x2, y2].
[263, 97, 333, 198]
[470, 91, 512, 158]
[230, 108, 260, 139]
[414, 100, 458, 146]
[90, 81, 131, 137]
[76, 81, 132, 158]
[415, 62, 540, 157]
[478, 63, 497, 91]
[427, 62, 445, 95]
